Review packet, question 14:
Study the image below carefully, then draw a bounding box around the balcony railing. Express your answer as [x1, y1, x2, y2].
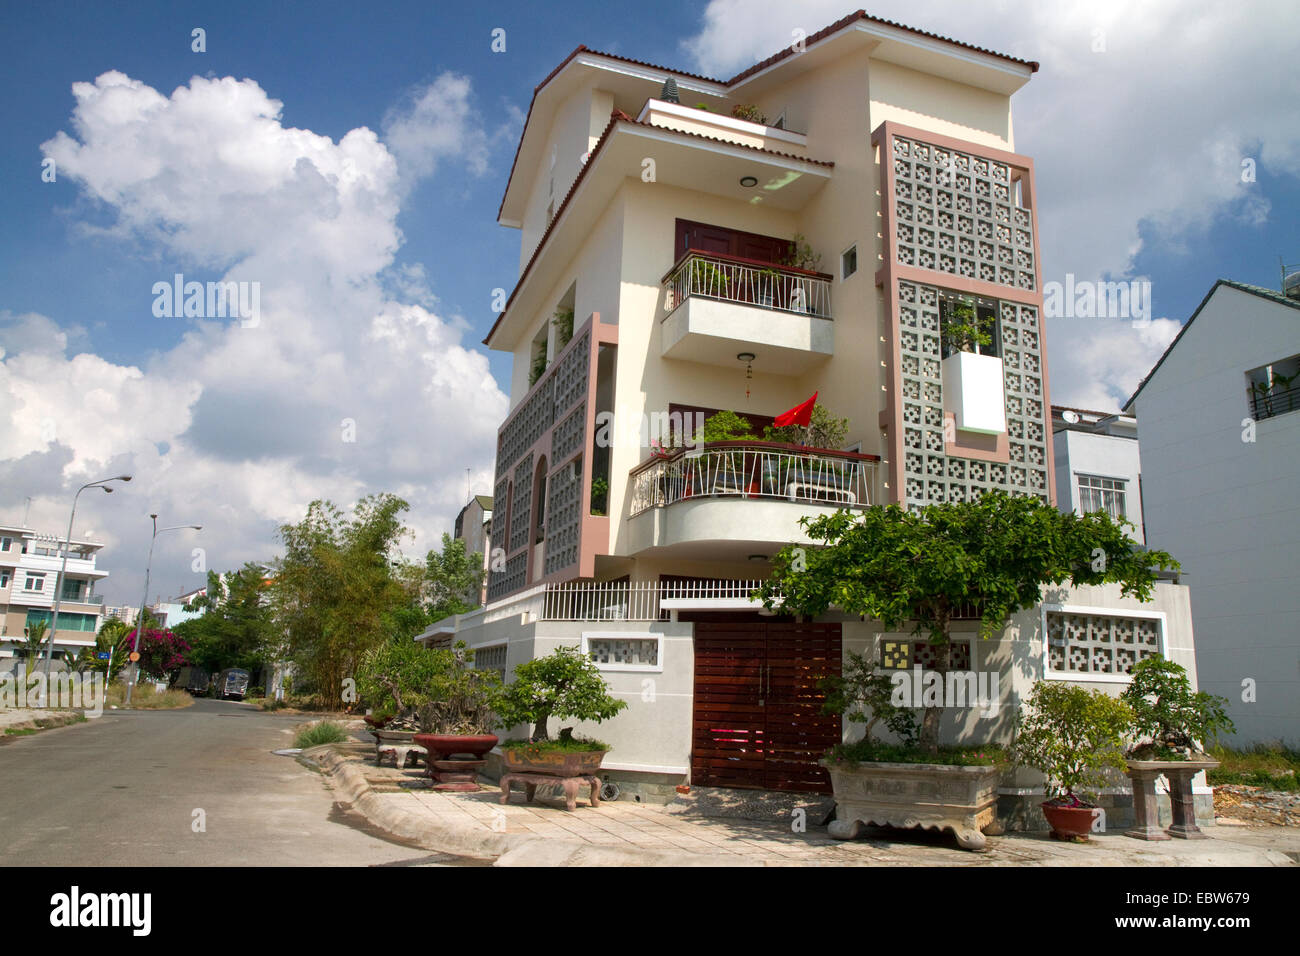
[629, 441, 877, 516]
[1248, 382, 1300, 421]
[663, 250, 832, 319]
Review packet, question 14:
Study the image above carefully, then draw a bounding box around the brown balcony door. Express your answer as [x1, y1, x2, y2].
[676, 219, 790, 264]
[691, 619, 841, 793]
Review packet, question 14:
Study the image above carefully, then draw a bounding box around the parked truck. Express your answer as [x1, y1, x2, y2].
[212, 668, 251, 701]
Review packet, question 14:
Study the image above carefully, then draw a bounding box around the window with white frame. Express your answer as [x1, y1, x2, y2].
[1044, 608, 1163, 679]
[841, 244, 858, 280]
[1077, 474, 1127, 521]
[582, 632, 661, 671]
[22, 572, 45, 593]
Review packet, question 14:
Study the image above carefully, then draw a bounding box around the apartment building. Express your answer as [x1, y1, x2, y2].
[1052, 404, 1144, 544]
[0, 525, 108, 663]
[1125, 278, 1300, 746]
[453, 494, 494, 606]
[426, 12, 1201, 805]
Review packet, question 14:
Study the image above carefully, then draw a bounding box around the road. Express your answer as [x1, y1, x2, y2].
[0, 698, 471, 866]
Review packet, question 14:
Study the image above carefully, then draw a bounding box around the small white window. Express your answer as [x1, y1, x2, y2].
[0, 570, 10, 588]
[23, 572, 45, 592]
[841, 244, 858, 280]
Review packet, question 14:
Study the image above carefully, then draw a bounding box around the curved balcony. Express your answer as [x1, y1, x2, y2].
[661, 252, 833, 376]
[626, 441, 878, 559]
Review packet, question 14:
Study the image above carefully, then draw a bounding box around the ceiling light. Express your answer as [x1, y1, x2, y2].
[739, 176, 758, 187]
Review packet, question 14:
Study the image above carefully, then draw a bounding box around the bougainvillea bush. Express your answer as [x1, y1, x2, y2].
[129, 628, 191, 681]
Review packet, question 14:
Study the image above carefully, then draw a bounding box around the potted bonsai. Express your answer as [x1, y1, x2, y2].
[413, 643, 504, 790]
[757, 489, 1180, 851]
[819, 650, 1003, 850]
[356, 635, 446, 767]
[1012, 680, 1134, 841]
[494, 645, 627, 780]
[1118, 657, 1233, 839]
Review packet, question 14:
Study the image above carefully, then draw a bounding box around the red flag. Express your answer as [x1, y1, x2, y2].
[774, 391, 817, 427]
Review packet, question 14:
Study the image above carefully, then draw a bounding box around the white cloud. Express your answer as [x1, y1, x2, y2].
[681, 1, 1300, 408]
[5, 70, 507, 602]
[383, 72, 490, 185]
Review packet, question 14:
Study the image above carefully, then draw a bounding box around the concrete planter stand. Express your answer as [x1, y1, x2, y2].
[372, 730, 426, 770]
[1124, 758, 1219, 840]
[821, 759, 1001, 851]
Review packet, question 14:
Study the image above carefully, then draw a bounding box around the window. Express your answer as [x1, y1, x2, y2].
[0, 570, 9, 588]
[1077, 474, 1126, 521]
[939, 294, 1000, 358]
[582, 632, 662, 671]
[0, 536, 11, 551]
[881, 640, 971, 670]
[61, 579, 85, 601]
[1043, 607, 1163, 680]
[22, 572, 45, 593]
[473, 643, 507, 680]
[841, 244, 858, 280]
[1245, 353, 1300, 421]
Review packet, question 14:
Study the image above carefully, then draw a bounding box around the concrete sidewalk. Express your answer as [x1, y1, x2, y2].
[305, 741, 1299, 867]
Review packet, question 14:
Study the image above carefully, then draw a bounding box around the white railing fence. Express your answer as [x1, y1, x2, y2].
[665, 252, 832, 318]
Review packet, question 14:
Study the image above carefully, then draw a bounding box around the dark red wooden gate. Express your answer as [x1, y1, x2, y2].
[691, 621, 842, 793]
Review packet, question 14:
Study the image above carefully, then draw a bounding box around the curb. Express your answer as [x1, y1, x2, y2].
[0, 710, 88, 737]
[303, 747, 758, 867]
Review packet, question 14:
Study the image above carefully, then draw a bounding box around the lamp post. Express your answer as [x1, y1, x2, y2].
[43, 475, 133, 680]
[125, 515, 202, 706]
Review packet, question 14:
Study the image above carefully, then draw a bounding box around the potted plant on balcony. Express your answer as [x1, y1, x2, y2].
[412, 643, 504, 790]
[1012, 680, 1135, 841]
[697, 410, 758, 495]
[731, 103, 767, 124]
[494, 646, 627, 808]
[1118, 657, 1233, 839]
[757, 490, 1180, 850]
[763, 402, 851, 499]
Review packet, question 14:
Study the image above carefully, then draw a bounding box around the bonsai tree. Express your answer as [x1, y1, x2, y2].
[417, 644, 502, 736]
[1120, 657, 1233, 759]
[1013, 680, 1134, 806]
[941, 297, 994, 353]
[821, 650, 919, 748]
[757, 490, 1179, 754]
[495, 645, 627, 742]
[356, 635, 450, 728]
[763, 402, 849, 450]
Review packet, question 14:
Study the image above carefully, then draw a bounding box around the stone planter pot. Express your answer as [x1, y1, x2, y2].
[414, 733, 499, 760]
[414, 734, 499, 792]
[501, 747, 607, 777]
[821, 759, 1000, 851]
[363, 714, 392, 731]
[372, 729, 425, 769]
[1041, 801, 1098, 841]
[1124, 758, 1219, 840]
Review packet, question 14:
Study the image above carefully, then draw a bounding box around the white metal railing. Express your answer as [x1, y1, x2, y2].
[664, 251, 832, 319]
[539, 579, 779, 621]
[629, 442, 876, 516]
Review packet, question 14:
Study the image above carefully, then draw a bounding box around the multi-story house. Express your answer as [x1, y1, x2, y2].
[1052, 404, 1144, 544]
[1125, 277, 1300, 747]
[453, 494, 494, 606]
[0, 524, 108, 666]
[424, 12, 1203, 816]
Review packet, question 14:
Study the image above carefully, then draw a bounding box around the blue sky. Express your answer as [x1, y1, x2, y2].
[2, 0, 1297, 602]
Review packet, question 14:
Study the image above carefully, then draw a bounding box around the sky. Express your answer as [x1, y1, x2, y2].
[1, 0, 1297, 604]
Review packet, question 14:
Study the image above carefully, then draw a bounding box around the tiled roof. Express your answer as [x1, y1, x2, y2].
[1124, 279, 1300, 410]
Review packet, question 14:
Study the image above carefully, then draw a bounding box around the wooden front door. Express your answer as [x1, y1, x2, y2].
[691, 621, 842, 793]
[675, 219, 792, 264]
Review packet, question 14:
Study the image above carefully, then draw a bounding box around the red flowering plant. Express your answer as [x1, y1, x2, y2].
[129, 628, 192, 682]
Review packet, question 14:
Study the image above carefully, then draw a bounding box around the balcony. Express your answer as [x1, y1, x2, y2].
[626, 441, 878, 559]
[661, 251, 834, 375]
[1248, 381, 1300, 422]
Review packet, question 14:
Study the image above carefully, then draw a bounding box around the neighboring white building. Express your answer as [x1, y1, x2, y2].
[418, 12, 1205, 819]
[1051, 405, 1145, 544]
[453, 494, 494, 606]
[0, 525, 108, 663]
[1125, 278, 1300, 747]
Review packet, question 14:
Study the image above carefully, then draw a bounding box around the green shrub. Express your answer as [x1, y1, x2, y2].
[1013, 681, 1133, 803]
[294, 720, 349, 749]
[1120, 657, 1233, 757]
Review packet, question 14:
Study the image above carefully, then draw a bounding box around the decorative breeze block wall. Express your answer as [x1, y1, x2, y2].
[1046, 611, 1162, 676]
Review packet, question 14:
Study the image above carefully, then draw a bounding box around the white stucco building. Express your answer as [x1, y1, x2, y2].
[1125, 278, 1300, 747]
[420, 12, 1204, 815]
[1052, 405, 1144, 544]
[0, 525, 108, 666]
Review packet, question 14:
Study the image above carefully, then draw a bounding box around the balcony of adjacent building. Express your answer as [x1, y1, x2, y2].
[625, 440, 879, 559]
[661, 250, 834, 375]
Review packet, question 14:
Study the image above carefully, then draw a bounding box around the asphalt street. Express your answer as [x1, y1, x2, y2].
[0, 697, 470, 867]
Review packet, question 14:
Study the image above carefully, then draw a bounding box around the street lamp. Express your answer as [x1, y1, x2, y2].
[43, 475, 133, 679]
[124, 514, 202, 706]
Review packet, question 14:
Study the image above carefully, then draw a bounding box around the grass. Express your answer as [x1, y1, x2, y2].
[1207, 743, 1300, 791]
[105, 683, 194, 710]
[827, 740, 1009, 767]
[294, 720, 350, 749]
[4, 728, 38, 736]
